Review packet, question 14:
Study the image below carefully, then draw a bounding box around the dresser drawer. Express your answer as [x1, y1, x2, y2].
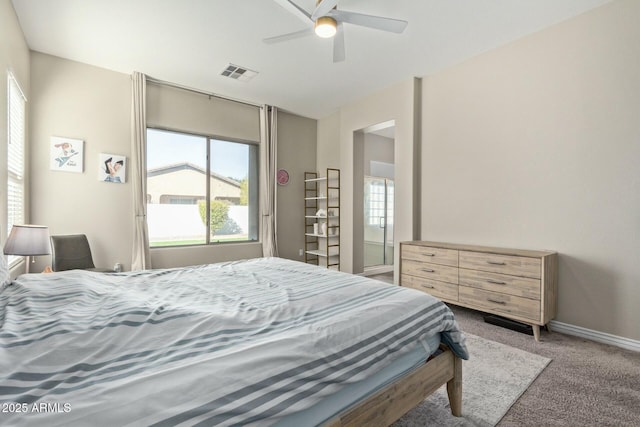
[401, 244, 458, 267]
[401, 274, 458, 302]
[459, 251, 541, 279]
[459, 286, 540, 322]
[401, 259, 458, 284]
[459, 268, 541, 300]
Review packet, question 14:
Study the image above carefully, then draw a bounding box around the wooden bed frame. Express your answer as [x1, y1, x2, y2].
[324, 345, 462, 426]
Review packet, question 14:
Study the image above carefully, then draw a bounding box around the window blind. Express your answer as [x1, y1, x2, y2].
[7, 73, 26, 263]
[146, 83, 260, 143]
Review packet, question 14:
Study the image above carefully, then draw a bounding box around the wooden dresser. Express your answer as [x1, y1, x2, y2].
[400, 241, 557, 341]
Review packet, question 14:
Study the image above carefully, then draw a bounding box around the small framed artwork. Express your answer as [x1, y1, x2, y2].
[50, 136, 84, 173]
[98, 153, 126, 184]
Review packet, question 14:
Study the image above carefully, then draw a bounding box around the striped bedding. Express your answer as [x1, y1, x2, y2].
[0, 257, 468, 426]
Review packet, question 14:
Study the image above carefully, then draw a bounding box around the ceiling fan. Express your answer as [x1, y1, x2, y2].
[264, 0, 408, 63]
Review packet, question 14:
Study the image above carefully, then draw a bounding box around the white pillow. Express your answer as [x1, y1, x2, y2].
[0, 253, 11, 286]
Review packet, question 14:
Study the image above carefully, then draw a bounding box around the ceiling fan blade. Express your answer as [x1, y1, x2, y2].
[333, 23, 345, 63]
[263, 28, 314, 44]
[312, 0, 338, 20]
[272, 0, 313, 24]
[329, 10, 408, 33]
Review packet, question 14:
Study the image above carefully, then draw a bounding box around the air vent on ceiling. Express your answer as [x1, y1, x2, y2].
[220, 64, 258, 82]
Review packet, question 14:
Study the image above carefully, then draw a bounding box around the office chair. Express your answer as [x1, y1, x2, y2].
[50, 234, 115, 272]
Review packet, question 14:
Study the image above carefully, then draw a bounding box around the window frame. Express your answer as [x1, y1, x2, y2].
[6, 72, 27, 267]
[145, 126, 260, 248]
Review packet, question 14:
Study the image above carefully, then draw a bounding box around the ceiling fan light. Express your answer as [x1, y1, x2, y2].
[315, 16, 337, 38]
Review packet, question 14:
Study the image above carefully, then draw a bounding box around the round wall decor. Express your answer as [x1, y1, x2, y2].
[277, 169, 290, 186]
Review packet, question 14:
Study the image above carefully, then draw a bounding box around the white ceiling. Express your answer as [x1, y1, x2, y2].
[12, 0, 610, 119]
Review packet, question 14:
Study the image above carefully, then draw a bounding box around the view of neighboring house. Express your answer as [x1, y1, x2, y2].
[147, 162, 241, 205]
[146, 162, 248, 244]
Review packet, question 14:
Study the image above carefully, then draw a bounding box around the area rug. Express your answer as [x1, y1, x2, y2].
[393, 333, 551, 427]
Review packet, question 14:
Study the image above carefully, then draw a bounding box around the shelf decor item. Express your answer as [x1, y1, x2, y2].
[304, 168, 340, 270]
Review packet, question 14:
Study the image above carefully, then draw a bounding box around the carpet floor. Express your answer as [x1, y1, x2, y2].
[451, 306, 640, 427]
[367, 272, 640, 426]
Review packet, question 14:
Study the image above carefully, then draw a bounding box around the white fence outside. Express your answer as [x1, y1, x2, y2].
[147, 204, 248, 242]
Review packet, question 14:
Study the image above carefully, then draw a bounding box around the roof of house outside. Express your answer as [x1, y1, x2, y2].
[147, 163, 242, 188]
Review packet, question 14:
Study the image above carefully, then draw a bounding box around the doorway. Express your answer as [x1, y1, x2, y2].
[360, 121, 395, 276]
[364, 176, 394, 270]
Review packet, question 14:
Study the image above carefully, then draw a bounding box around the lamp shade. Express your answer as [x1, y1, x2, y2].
[3, 225, 51, 256]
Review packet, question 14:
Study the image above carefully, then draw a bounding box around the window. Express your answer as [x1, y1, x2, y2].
[367, 181, 386, 226]
[146, 128, 259, 247]
[6, 73, 26, 265]
[366, 179, 394, 227]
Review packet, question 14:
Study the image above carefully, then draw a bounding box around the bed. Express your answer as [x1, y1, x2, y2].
[0, 257, 468, 426]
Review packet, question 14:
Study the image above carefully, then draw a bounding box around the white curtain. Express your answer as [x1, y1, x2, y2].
[260, 105, 279, 257]
[131, 72, 152, 270]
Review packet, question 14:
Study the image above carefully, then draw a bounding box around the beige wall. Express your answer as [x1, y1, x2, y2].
[317, 111, 341, 171]
[317, 79, 418, 280]
[276, 111, 317, 261]
[421, 0, 640, 340]
[363, 133, 394, 177]
[1, 0, 30, 276]
[29, 52, 133, 272]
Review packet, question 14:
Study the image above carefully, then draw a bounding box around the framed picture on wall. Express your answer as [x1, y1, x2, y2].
[98, 153, 126, 184]
[50, 136, 84, 173]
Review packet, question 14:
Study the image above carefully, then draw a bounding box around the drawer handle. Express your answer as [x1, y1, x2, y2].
[423, 253, 435, 257]
[487, 279, 506, 285]
[486, 260, 506, 266]
[421, 284, 434, 289]
[487, 298, 506, 305]
[421, 268, 435, 273]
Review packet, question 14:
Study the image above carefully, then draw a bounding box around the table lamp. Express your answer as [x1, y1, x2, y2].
[3, 225, 51, 273]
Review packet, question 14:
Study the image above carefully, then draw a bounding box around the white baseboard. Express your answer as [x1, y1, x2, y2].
[549, 320, 640, 352]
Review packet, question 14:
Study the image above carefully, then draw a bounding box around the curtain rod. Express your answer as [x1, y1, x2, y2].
[145, 76, 263, 109]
